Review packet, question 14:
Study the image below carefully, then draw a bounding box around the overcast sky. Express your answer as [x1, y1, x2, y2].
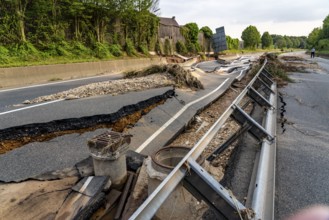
[159, 0, 329, 39]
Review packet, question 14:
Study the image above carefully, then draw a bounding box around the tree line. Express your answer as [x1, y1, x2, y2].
[0, 0, 160, 63]
[307, 15, 329, 51]
[226, 25, 307, 50]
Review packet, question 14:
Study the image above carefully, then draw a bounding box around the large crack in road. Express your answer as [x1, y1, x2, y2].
[0, 90, 175, 154]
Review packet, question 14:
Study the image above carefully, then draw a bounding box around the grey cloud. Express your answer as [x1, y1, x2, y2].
[160, 0, 329, 24]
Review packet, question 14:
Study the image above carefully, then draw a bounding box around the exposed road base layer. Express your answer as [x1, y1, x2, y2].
[0, 90, 174, 154]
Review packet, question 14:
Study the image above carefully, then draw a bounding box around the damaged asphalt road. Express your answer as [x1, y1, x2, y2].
[0, 73, 123, 113]
[275, 56, 329, 219]
[0, 87, 174, 182]
[0, 59, 247, 182]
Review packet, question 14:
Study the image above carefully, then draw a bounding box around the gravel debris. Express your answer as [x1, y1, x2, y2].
[25, 73, 176, 104]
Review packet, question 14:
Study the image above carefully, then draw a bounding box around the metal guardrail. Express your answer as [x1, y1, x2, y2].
[250, 74, 277, 220]
[129, 59, 277, 220]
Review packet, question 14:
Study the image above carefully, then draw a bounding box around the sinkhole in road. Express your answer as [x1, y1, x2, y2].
[0, 90, 175, 154]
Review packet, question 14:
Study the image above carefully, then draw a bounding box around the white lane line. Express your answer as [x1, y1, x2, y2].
[235, 67, 249, 80]
[0, 99, 64, 116]
[135, 78, 230, 153]
[79, 176, 93, 193]
[0, 73, 121, 93]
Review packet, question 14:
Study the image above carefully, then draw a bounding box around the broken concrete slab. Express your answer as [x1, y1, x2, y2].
[72, 176, 109, 197]
[0, 177, 78, 220]
[56, 176, 109, 220]
[121, 159, 149, 220]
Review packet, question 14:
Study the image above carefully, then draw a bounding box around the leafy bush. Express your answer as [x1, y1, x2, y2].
[0, 46, 9, 56]
[56, 41, 72, 56]
[155, 41, 163, 54]
[176, 41, 187, 54]
[138, 44, 149, 56]
[43, 41, 72, 57]
[317, 39, 329, 50]
[125, 39, 137, 56]
[198, 53, 206, 61]
[109, 44, 123, 57]
[0, 46, 10, 64]
[72, 41, 92, 56]
[164, 39, 172, 56]
[93, 42, 112, 59]
[9, 42, 41, 61]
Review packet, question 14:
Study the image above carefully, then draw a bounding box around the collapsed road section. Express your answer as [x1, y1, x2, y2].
[129, 59, 277, 220]
[0, 56, 262, 219]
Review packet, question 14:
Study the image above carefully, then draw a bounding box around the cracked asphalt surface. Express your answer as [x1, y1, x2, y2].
[275, 55, 329, 219]
[0, 59, 244, 182]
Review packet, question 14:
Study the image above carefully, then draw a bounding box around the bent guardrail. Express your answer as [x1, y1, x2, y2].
[129, 58, 277, 220]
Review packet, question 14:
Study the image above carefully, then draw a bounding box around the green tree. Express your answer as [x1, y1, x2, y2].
[200, 26, 213, 52]
[307, 27, 322, 48]
[3, 0, 33, 42]
[200, 26, 213, 39]
[322, 15, 329, 38]
[241, 25, 261, 49]
[181, 23, 200, 54]
[276, 36, 286, 49]
[226, 35, 239, 50]
[284, 36, 293, 48]
[184, 23, 199, 44]
[261, 31, 273, 49]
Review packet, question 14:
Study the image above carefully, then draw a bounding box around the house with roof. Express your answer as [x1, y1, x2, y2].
[158, 16, 185, 44]
[157, 17, 185, 55]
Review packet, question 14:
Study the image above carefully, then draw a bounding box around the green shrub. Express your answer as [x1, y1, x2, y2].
[317, 39, 329, 50]
[0, 46, 9, 56]
[0, 46, 10, 64]
[93, 42, 112, 59]
[198, 52, 206, 61]
[72, 41, 92, 56]
[164, 39, 172, 56]
[176, 41, 187, 54]
[109, 44, 123, 57]
[9, 42, 41, 61]
[138, 43, 149, 55]
[56, 45, 72, 56]
[155, 41, 163, 54]
[125, 39, 137, 56]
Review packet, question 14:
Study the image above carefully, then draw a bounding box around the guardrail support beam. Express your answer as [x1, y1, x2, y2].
[259, 71, 274, 86]
[183, 159, 248, 220]
[231, 105, 274, 142]
[255, 77, 275, 96]
[247, 87, 273, 109]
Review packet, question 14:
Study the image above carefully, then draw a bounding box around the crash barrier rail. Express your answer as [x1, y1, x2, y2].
[129, 59, 277, 220]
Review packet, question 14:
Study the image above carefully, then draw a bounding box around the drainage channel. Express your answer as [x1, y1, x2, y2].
[0, 90, 175, 154]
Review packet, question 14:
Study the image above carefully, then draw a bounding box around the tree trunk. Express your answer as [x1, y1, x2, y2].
[15, 0, 27, 42]
[95, 18, 100, 43]
[19, 19, 26, 42]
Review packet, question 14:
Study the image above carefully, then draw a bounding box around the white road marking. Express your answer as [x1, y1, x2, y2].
[79, 176, 93, 193]
[0, 99, 64, 116]
[135, 78, 230, 153]
[0, 73, 121, 93]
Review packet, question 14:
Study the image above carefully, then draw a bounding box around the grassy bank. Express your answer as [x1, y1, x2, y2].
[0, 41, 148, 68]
